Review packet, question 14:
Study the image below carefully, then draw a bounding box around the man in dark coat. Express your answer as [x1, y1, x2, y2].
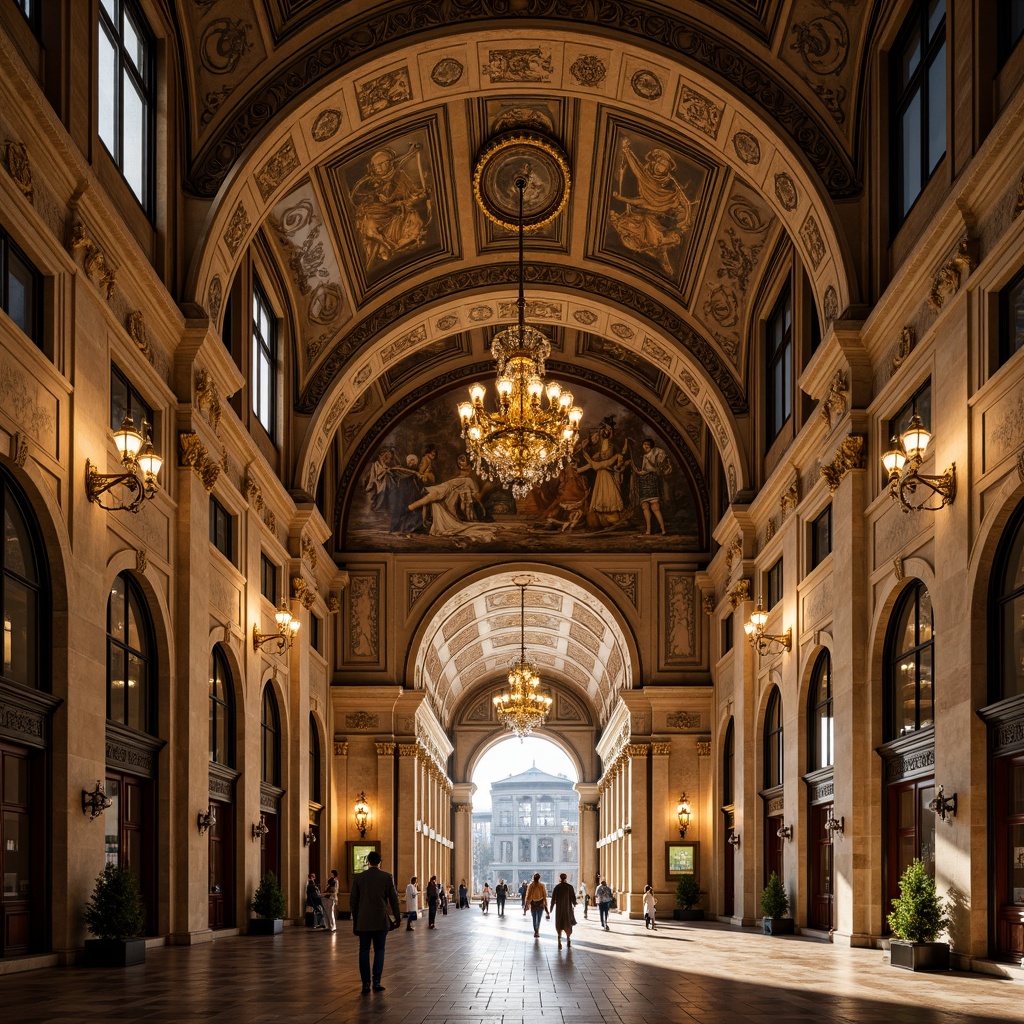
[350, 850, 401, 993]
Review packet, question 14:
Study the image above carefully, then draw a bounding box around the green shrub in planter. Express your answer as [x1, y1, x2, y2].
[82, 863, 146, 966]
[251, 871, 287, 920]
[887, 859, 949, 943]
[759, 872, 793, 934]
[84, 863, 145, 941]
[675, 876, 706, 910]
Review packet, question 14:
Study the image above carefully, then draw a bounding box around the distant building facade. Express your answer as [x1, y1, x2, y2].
[481, 765, 579, 889]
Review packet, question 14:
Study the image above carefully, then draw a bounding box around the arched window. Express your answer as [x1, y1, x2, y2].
[107, 572, 153, 733]
[995, 503, 1024, 702]
[809, 651, 834, 770]
[886, 581, 934, 739]
[261, 685, 280, 786]
[2, 474, 45, 689]
[308, 714, 320, 805]
[764, 687, 783, 789]
[723, 718, 735, 806]
[209, 646, 234, 767]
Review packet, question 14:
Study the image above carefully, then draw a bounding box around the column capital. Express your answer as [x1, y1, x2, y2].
[333, 741, 348, 756]
[651, 742, 672, 755]
[626, 743, 650, 758]
[375, 742, 396, 756]
[398, 743, 419, 757]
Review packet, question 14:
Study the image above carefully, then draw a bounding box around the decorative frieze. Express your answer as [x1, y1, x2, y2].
[819, 434, 865, 492]
[2, 139, 33, 201]
[667, 711, 701, 729]
[71, 222, 116, 299]
[179, 432, 222, 491]
[126, 310, 153, 363]
[819, 370, 847, 431]
[927, 237, 974, 311]
[346, 712, 379, 730]
[301, 536, 318, 570]
[244, 473, 277, 533]
[0, 699, 44, 741]
[766, 794, 784, 815]
[808, 778, 834, 803]
[885, 747, 934, 780]
[779, 479, 799, 520]
[195, 368, 222, 434]
[728, 577, 750, 609]
[891, 326, 915, 373]
[136, 548, 147, 573]
[994, 720, 1024, 752]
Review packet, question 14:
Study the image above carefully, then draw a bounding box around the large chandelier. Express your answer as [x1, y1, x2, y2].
[458, 175, 583, 499]
[493, 575, 552, 739]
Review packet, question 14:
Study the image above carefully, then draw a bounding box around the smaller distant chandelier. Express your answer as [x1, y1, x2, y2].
[458, 176, 582, 499]
[493, 575, 552, 739]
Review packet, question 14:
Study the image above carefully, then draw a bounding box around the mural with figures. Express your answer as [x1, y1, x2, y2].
[342, 383, 702, 553]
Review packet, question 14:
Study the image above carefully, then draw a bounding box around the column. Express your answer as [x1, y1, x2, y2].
[575, 782, 599, 890]
[397, 745, 419, 885]
[374, 742, 395, 876]
[626, 744, 650, 915]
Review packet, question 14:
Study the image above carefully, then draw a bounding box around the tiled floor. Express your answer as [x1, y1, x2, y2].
[2, 909, 1022, 1023]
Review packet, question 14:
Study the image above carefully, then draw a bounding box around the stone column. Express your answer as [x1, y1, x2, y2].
[374, 742, 395, 875]
[397, 745, 419, 886]
[333, 741, 350, 912]
[575, 782, 599, 890]
[451, 781, 476, 897]
[626, 744, 650, 915]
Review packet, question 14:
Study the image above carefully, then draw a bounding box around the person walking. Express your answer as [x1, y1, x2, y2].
[480, 882, 492, 913]
[350, 849, 401, 993]
[643, 884, 658, 930]
[519, 879, 528, 909]
[595, 878, 614, 930]
[577, 879, 589, 919]
[524, 872, 549, 938]
[439, 880, 449, 917]
[426, 875, 439, 929]
[306, 873, 325, 930]
[495, 879, 508, 917]
[551, 872, 577, 950]
[405, 875, 419, 930]
[323, 869, 339, 932]
[458, 879, 469, 908]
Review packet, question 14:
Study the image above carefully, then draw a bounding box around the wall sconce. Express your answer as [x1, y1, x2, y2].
[727, 830, 740, 847]
[928, 785, 957, 823]
[253, 602, 300, 654]
[777, 822, 793, 841]
[82, 780, 112, 820]
[86, 416, 163, 514]
[303, 830, 317, 846]
[676, 793, 692, 838]
[354, 791, 370, 838]
[824, 814, 845, 836]
[251, 814, 269, 842]
[197, 805, 216, 835]
[743, 596, 791, 657]
[623, 824, 632, 835]
[881, 414, 956, 513]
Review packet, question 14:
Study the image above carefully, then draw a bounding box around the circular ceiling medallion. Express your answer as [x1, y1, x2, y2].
[473, 132, 571, 231]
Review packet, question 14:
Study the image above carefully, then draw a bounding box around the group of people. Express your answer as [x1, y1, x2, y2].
[346, 854, 663, 994]
[304, 870, 339, 932]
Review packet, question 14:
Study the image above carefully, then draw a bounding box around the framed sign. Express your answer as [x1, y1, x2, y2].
[666, 841, 699, 878]
[347, 840, 380, 881]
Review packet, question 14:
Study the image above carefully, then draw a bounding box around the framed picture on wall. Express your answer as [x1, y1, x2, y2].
[666, 841, 699, 878]
[347, 840, 380, 882]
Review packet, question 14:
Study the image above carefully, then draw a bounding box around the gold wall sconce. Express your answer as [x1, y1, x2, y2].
[82, 780, 112, 820]
[251, 814, 269, 842]
[743, 596, 791, 657]
[86, 416, 163, 513]
[253, 602, 300, 653]
[881, 414, 956, 513]
[676, 793, 691, 838]
[354, 791, 370, 838]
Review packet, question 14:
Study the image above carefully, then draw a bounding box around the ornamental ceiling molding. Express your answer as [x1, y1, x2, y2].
[332, 358, 711, 548]
[180, 5, 856, 201]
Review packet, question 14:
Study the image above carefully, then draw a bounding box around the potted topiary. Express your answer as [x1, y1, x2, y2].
[250, 871, 287, 934]
[674, 876, 707, 921]
[887, 859, 950, 971]
[82, 863, 147, 966]
[760, 871, 793, 935]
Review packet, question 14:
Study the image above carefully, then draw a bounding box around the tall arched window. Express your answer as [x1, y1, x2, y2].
[723, 719, 735, 806]
[995, 504, 1024, 702]
[261, 685, 280, 786]
[2, 479, 44, 690]
[886, 581, 934, 739]
[107, 572, 153, 733]
[764, 687, 783, 789]
[209, 646, 234, 767]
[809, 651, 834, 770]
[308, 714, 320, 805]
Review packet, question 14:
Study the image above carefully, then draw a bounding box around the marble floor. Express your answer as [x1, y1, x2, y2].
[2, 908, 1022, 1023]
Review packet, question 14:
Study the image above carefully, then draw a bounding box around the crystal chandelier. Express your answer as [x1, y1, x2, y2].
[493, 575, 552, 739]
[458, 177, 583, 499]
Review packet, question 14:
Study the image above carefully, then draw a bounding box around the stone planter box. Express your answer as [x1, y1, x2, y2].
[83, 938, 146, 967]
[761, 917, 794, 935]
[889, 940, 950, 971]
[248, 918, 283, 935]
[673, 909, 704, 921]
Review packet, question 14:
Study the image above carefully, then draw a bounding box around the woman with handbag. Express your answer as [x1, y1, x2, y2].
[524, 872, 549, 937]
[595, 878, 614, 930]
